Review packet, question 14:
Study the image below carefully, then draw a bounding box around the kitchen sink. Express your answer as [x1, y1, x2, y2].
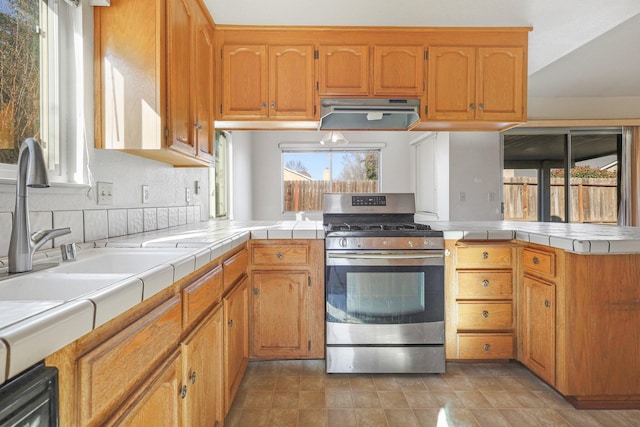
[49, 247, 196, 274]
[0, 273, 132, 301]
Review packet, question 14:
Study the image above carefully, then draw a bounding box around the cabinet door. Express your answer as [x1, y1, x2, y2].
[318, 45, 370, 96]
[522, 276, 555, 385]
[182, 307, 224, 427]
[223, 276, 249, 413]
[269, 45, 315, 119]
[222, 45, 268, 118]
[252, 271, 309, 358]
[193, 7, 215, 161]
[427, 46, 476, 120]
[112, 353, 182, 427]
[476, 47, 525, 121]
[167, 0, 196, 155]
[373, 45, 424, 96]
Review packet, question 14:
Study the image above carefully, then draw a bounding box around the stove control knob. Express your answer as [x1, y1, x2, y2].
[339, 238, 348, 248]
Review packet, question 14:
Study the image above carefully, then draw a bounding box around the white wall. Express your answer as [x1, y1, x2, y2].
[448, 132, 503, 221]
[230, 132, 253, 220]
[245, 131, 415, 220]
[411, 132, 450, 220]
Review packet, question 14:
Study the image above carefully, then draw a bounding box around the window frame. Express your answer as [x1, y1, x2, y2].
[279, 143, 384, 213]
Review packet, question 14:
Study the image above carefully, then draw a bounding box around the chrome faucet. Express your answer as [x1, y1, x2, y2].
[8, 138, 71, 273]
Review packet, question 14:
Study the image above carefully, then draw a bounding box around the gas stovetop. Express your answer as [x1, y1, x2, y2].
[326, 222, 433, 232]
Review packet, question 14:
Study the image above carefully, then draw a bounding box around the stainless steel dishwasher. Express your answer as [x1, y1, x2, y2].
[0, 363, 59, 426]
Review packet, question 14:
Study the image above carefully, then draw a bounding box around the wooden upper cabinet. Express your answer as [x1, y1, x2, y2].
[221, 44, 315, 120]
[373, 45, 424, 96]
[193, 6, 215, 161]
[427, 46, 476, 121]
[476, 47, 525, 121]
[427, 46, 525, 122]
[222, 45, 268, 118]
[269, 45, 315, 119]
[318, 45, 370, 96]
[167, 0, 195, 156]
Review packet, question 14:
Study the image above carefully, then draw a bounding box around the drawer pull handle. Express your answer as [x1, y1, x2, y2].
[483, 344, 491, 351]
[482, 280, 490, 287]
[482, 310, 489, 318]
[482, 251, 489, 260]
[190, 371, 197, 384]
[545, 299, 551, 308]
[180, 385, 188, 399]
[533, 256, 540, 265]
[228, 319, 233, 327]
[276, 252, 284, 259]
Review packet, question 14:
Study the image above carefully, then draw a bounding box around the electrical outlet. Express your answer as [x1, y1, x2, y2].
[459, 192, 466, 202]
[185, 187, 191, 204]
[97, 182, 113, 205]
[142, 185, 150, 203]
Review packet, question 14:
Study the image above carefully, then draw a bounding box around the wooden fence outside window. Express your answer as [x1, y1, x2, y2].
[283, 180, 378, 212]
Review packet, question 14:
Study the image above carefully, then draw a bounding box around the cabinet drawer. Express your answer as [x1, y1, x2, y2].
[223, 247, 248, 291]
[523, 248, 555, 277]
[456, 271, 512, 299]
[457, 334, 514, 359]
[251, 244, 309, 266]
[77, 296, 182, 425]
[456, 302, 513, 330]
[183, 265, 222, 327]
[456, 245, 512, 268]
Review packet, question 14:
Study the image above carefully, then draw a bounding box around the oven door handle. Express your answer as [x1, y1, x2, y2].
[326, 251, 444, 266]
[327, 252, 443, 260]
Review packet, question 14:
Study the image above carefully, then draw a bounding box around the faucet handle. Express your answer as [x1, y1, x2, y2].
[61, 243, 77, 262]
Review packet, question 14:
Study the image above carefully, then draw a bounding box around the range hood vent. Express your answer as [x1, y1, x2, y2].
[319, 98, 420, 130]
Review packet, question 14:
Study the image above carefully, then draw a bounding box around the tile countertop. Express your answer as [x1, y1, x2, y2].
[0, 217, 637, 385]
[0, 220, 324, 386]
[422, 219, 640, 254]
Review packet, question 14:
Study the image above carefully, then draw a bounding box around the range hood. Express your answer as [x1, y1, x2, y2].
[319, 98, 420, 130]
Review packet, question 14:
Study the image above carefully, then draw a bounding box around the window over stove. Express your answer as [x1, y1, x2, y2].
[281, 149, 380, 212]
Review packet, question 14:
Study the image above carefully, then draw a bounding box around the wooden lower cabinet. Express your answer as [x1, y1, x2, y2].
[248, 240, 325, 360]
[181, 306, 224, 427]
[520, 275, 555, 385]
[223, 276, 249, 414]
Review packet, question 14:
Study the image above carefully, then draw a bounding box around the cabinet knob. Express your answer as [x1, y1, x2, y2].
[532, 257, 540, 265]
[194, 122, 202, 131]
[228, 319, 233, 327]
[482, 251, 489, 260]
[482, 310, 489, 318]
[180, 384, 188, 399]
[482, 279, 490, 287]
[270, 103, 276, 109]
[469, 103, 476, 110]
[483, 344, 491, 351]
[261, 103, 266, 109]
[253, 288, 260, 295]
[545, 299, 551, 308]
[276, 252, 284, 259]
[190, 371, 197, 384]
[478, 104, 484, 110]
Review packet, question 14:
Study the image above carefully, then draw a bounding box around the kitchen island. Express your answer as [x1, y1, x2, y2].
[2, 219, 640, 413]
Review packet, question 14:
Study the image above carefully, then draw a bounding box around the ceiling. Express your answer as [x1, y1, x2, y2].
[204, 0, 640, 101]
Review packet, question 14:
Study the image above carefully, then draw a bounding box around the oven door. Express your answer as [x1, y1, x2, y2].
[325, 250, 444, 345]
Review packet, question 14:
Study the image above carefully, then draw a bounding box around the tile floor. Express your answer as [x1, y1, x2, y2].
[224, 360, 640, 427]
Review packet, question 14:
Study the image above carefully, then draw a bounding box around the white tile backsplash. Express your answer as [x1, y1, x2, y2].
[178, 207, 187, 225]
[157, 208, 169, 229]
[53, 211, 84, 245]
[186, 206, 195, 224]
[168, 207, 179, 228]
[127, 209, 144, 235]
[143, 208, 157, 232]
[108, 209, 128, 237]
[84, 210, 108, 242]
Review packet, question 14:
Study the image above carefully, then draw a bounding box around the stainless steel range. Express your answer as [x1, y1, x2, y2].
[323, 193, 445, 374]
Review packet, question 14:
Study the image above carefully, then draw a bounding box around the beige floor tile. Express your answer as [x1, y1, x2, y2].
[350, 376, 377, 391]
[328, 409, 357, 427]
[298, 409, 328, 427]
[499, 408, 541, 427]
[481, 390, 523, 408]
[268, 408, 298, 427]
[299, 390, 326, 409]
[326, 389, 354, 408]
[555, 408, 607, 427]
[413, 408, 441, 427]
[618, 410, 640, 425]
[396, 376, 427, 391]
[355, 408, 389, 427]
[275, 375, 300, 391]
[272, 391, 299, 409]
[494, 375, 531, 392]
[300, 375, 326, 391]
[526, 409, 571, 426]
[300, 360, 326, 376]
[236, 409, 271, 427]
[247, 375, 278, 390]
[378, 391, 409, 409]
[325, 374, 352, 389]
[507, 391, 547, 408]
[244, 390, 274, 409]
[352, 390, 382, 408]
[422, 375, 454, 392]
[445, 375, 476, 391]
[533, 390, 576, 409]
[373, 376, 404, 391]
[468, 376, 506, 391]
[432, 391, 466, 409]
[456, 391, 494, 409]
[442, 408, 480, 426]
[584, 409, 637, 427]
[385, 409, 420, 427]
[470, 408, 511, 427]
[403, 391, 440, 409]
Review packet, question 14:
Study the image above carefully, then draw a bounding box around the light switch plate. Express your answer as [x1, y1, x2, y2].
[185, 187, 191, 204]
[97, 182, 113, 205]
[142, 185, 150, 204]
